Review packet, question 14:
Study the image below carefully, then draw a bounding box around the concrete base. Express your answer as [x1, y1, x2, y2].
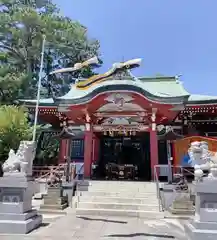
[184, 178, 217, 239]
[169, 200, 194, 215]
[169, 207, 195, 215]
[0, 174, 43, 234]
[184, 220, 217, 240]
[40, 187, 68, 213]
[0, 211, 42, 234]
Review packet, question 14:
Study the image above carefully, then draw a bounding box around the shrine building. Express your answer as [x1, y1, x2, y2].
[20, 59, 217, 181]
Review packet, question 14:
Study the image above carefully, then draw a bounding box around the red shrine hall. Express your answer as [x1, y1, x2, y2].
[20, 59, 217, 181]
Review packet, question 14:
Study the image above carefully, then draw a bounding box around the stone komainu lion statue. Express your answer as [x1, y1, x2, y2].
[2, 141, 36, 176]
[2, 149, 21, 173]
[188, 141, 217, 180]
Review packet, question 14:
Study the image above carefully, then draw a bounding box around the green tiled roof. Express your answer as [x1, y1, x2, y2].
[54, 75, 190, 105]
[187, 94, 217, 104]
[20, 76, 217, 106]
[138, 76, 190, 98]
[19, 76, 190, 106]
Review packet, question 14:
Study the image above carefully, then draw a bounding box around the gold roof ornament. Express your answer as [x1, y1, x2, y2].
[76, 58, 142, 89]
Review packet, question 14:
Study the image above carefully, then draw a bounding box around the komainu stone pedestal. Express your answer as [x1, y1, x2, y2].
[184, 179, 217, 240]
[40, 186, 68, 214]
[0, 174, 42, 234]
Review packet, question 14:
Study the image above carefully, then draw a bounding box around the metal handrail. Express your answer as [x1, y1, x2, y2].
[182, 167, 207, 178]
[154, 166, 164, 212]
[154, 164, 209, 211]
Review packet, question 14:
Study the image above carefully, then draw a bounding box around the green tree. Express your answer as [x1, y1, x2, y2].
[0, 105, 34, 162]
[35, 130, 59, 166]
[0, 0, 100, 102]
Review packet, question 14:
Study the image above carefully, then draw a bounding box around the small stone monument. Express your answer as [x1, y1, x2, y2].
[39, 169, 68, 214]
[169, 174, 194, 215]
[169, 191, 195, 215]
[0, 141, 42, 234]
[184, 163, 217, 239]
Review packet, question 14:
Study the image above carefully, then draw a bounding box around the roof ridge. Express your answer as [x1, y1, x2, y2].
[138, 76, 176, 82]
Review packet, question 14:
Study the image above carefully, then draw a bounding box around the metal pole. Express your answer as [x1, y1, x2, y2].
[167, 140, 173, 183]
[32, 35, 46, 142]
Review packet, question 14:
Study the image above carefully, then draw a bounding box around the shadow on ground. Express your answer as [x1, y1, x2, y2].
[105, 233, 175, 238]
[77, 216, 127, 224]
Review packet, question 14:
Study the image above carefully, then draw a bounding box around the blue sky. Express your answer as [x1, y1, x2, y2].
[53, 0, 217, 95]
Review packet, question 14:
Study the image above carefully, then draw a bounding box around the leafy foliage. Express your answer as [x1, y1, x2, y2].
[0, 0, 101, 102]
[0, 1, 101, 164]
[0, 105, 34, 162]
[35, 130, 60, 165]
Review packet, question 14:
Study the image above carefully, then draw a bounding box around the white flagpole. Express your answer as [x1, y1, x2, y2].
[32, 35, 46, 142]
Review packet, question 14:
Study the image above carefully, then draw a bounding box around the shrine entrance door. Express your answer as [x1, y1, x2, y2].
[93, 133, 151, 181]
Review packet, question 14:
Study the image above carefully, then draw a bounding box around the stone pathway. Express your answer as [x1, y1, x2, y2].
[0, 209, 186, 240]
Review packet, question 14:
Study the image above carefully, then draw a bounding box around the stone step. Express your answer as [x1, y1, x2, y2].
[88, 181, 156, 187]
[39, 209, 67, 215]
[78, 186, 157, 192]
[77, 191, 157, 198]
[76, 208, 164, 219]
[86, 181, 156, 187]
[77, 202, 159, 211]
[164, 211, 193, 220]
[88, 186, 157, 189]
[46, 191, 61, 195]
[43, 215, 63, 223]
[44, 198, 67, 205]
[47, 189, 61, 194]
[88, 181, 156, 185]
[44, 195, 67, 200]
[33, 193, 44, 200]
[40, 203, 68, 210]
[77, 189, 157, 194]
[169, 206, 195, 215]
[78, 196, 159, 204]
[45, 193, 61, 199]
[87, 184, 156, 187]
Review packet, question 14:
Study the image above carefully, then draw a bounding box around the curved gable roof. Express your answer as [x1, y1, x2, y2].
[54, 76, 190, 105]
[19, 76, 191, 106]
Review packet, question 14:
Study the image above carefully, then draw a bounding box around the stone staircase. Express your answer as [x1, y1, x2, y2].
[75, 181, 164, 219]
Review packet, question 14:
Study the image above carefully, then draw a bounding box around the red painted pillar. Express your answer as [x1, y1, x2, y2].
[84, 129, 93, 178]
[150, 130, 159, 180]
